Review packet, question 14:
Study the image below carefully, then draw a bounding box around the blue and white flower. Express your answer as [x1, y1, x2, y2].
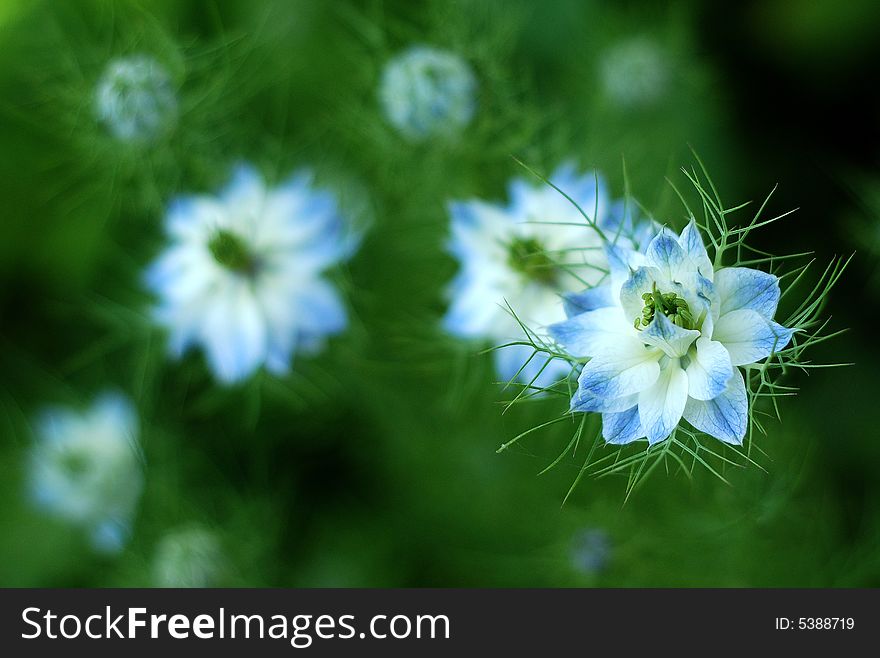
[445, 164, 654, 388]
[550, 221, 794, 445]
[94, 54, 178, 142]
[152, 525, 225, 588]
[146, 165, 356, 385]
[379, 45, 477, 141]
[28, 392, 143, 554]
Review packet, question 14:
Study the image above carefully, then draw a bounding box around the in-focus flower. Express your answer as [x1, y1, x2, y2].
[94, 54, 178, 142]
[599, 37, 669, 109]
[152, 525, 225, 588]
[379, 45, 477, 141]
[570, 528, 611, 575]
[445, 163, 655, 388]
[550, 221, 793, 445]
[28, 392, 143, 553]
[146, 164, 356, 385]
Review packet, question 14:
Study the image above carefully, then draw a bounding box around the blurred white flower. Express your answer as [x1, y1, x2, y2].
[94, 54, 177, 141]
[444, 163, 655, 388]
[146, 165, 356, 384]
[29, 392, 143, 554]
[152, 525, 225, 588]
[379, 45, 477, 141]
[599, 37, 669, 109]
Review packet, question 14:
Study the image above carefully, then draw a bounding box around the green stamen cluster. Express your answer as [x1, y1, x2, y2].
[208, 229, 259, 275]
[507, 237, 558, 286]
[634, 282, 694, 330]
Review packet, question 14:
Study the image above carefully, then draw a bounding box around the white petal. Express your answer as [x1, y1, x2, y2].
[447, 199, 510, 263]
[712, 308, 792, 366]
[166, 197, 223, 241]
[442, 270, 505, 337]
[91, 393, 138, 443]
[201, 282, 268, 384]
[220, 164, 266, 215]
[683, 368, 748, 444]
[549, 306, 631, 358]
[577, 338, 662, 399]
[685, 337, 733, 401]
[638, 361, 688, 444]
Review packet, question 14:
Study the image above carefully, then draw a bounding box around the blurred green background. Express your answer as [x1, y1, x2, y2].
[0, 0, 878, 587]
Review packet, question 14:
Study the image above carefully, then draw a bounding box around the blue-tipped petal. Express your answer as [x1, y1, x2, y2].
[295, 279, 348, 335]
[90, 518, 130, 554]
[714, 267, 782, 319]
[602, 406, 645, 445]
[221, 164, 264, 206]
[577, 339, 662, 399]
[571, 388, 637, 413]
[683, 368, 748, 444]
[712, 309, 793, 366]
[645, 227, 686, 279]
[604, 243, 646, 286]
[562, 285, 615, 317]
[678, 219, 713, 278]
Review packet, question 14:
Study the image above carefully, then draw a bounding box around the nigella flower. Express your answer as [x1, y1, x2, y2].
[379, 45, 477, 141]
[570, 528, 611, 575]
[152, 525, 225, 588]
[550, 221, 794, 445]
[599, 37, 669, 109]
[146, 165, 357, 385]
[28, 392, 143, 554]
[94, 54, 178, 142]
[444, 163, 655, 388]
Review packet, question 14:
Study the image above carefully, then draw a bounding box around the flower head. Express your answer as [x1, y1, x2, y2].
[94, 54, 178, 142]
[146, 164, 356, 384]
[571, 528, 611, 575]
[379, 45, 477, 141]
[550, 221, 794, 445]
[444, 164, 655, 388]
[152, 525, 225, 588]
[28, 392, 143, 553]
[599, 37, 670, 109]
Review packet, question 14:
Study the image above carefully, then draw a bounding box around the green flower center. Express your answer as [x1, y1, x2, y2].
[507, 237, 558, 286]
[208, 229, 260, 275]
[60, 451, 91, 478]
[634, 282, 695, 330]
